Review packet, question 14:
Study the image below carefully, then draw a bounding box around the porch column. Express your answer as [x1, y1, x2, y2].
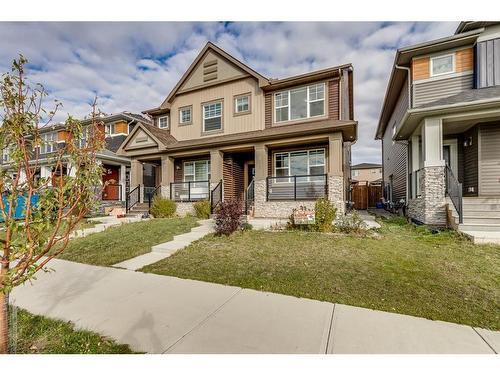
[119, 164, 127, 201]
[422, 117, 444, 167]
[161, 154, 174, 199]
[254, 143, 268, 181]
[130, 159, 143, 202]
[328, 132, 345, 215]
[210, 149, 224, 185]
[409, 134, 420, 200]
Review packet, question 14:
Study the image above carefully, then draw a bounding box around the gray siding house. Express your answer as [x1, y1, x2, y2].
[376, 21, 500, 244]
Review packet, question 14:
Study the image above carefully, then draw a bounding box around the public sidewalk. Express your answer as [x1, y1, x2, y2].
[11, 258, 500, 354]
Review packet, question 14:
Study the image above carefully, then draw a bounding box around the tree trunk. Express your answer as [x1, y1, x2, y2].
[0, 291, 8, 354]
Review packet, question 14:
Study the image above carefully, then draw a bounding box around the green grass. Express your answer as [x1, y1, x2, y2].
[58, 217, 199, 266]
[141, 218, 500, 330]
[10, 308, 135, 354]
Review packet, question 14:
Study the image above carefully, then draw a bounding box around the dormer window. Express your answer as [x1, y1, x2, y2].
[158, 116, 169, 129]
[105, 123, 115, 136]
[431, 54, 454, 77]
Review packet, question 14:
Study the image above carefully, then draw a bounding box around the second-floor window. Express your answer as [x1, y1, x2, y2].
[105, 124, 115, 136]
[158, 116, 169, 129]
[78, 127, 89, 148]
[431, 54, 454, 77]
[2, 148, 10, 163]
[179, 106, 192, 125]
[234, 94, 250, 114]
[274, 83, 325, 123]
[203, 101, 222, 132]
[40, 132, 57, 154]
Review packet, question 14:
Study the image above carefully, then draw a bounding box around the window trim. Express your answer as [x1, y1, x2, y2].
[430, 53, 455, 77]
[178, 106, 193, 126]
[233, 93, 251, 116]
[40, 132, 57, 154]
[273, 82, 327, 124]
[273, 148, 326, 183]
[158, 115, 169, 129]
[183, 159, 211, 182]
[202, 99, 223, 134]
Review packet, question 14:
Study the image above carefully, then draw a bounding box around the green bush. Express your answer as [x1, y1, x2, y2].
[314, 198, 337, 232]
[335, 210, 368, 234]
[193, 200, 211, 219]
[150, 197, 176, 218]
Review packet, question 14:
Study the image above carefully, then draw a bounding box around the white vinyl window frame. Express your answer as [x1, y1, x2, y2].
[430, 53, 455, 77]
[183, 160, 211, 182]
[40, 132, 57, 154]
[158, 116, 169, 129]
[234, 94, 250, 114]
[202, 101, 223, 132]
[179, 106, 192, 125]
[274, 82, 326, 124]
[273, 148, 326, 183]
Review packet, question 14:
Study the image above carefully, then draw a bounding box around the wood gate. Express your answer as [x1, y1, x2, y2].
[352, 183, 382, 210]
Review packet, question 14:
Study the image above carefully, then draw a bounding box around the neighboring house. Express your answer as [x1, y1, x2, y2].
[351, 163, 382, 185]
[376, 21, 500, 241]
[1, 112, 149, 204]
[118, 42, 357, 218]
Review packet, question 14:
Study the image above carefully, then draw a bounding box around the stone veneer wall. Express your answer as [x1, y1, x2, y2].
[161, 184, 203, 217]
[407, 166, 446, 226]
[253, 175, 345, 218]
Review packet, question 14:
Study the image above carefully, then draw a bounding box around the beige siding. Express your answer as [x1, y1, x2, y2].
[479, 123, 500, 195]
[383, 81, 409, 202]
[413, 74, 474, 107]
[352, 168, 382, 183]
[170, 77, 265, 141]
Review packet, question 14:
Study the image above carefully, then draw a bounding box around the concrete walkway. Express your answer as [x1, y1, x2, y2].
[357, 210, 381, 229]
[112, 219, 214, 271]
[11, 259, 499, 354]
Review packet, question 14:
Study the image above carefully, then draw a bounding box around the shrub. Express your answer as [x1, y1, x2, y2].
[149, 197, 176, 218]
[314, 198, 337, 232]
[335, 210, 368, 234]
[193, 200, 211, 219]
[241, 222, 253, 231]
[214, 200, 242, 236]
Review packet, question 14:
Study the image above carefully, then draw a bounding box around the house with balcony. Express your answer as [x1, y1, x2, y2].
[1, 112, 149, 205]
[376, 21, 500, 243]
[117, 42, 357, 218]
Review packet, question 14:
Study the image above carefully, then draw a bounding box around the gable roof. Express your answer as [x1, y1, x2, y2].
[158, 42, 268, 108]
[351, 163, 382, 170]
[117, 121, 177, 154]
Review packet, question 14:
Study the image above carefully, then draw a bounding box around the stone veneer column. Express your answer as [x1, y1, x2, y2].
[253, 143, 268, 217]
[328, 133, 345, 215]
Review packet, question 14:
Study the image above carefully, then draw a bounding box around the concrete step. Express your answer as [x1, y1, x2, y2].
[461, 216, 500, 225]
[460, 210, 500, 217]
[462, 203, 500, 211]
[460, 230, 500, 245]
[458, 223, 500, 232]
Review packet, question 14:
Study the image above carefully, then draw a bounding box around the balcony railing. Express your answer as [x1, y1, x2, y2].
[266, 174, 328, 201]
[445, 165, 463, 224]
[170, 180, 210, 202]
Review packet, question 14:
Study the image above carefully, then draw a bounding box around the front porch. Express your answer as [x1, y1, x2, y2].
[127, 133, 347, 218]
[406, 114, 500, 235]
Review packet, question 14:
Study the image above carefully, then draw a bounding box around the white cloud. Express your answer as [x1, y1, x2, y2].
[0, 21, 458, 163]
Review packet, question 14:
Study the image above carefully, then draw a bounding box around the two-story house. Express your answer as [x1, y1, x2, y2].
[376, 21, 500, 243]
[1, 112, 149, 204]
[118, 42, 357, 218]
[351, 163, 382, 185]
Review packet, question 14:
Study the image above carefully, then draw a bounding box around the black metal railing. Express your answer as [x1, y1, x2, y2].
[408, 169, 422, 199]
[210, 180, 223, 213]
[102, 184, 122, 201]
[170, 180, 210, 202]
[147, 185, 162, 212]
[445, 165, 463, 224]
[245, 178, 255, 215]
[126, 184, 140, 213]
[266, 174, 328, 201]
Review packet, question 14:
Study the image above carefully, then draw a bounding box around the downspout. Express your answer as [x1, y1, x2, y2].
[395, 64, 411, 205]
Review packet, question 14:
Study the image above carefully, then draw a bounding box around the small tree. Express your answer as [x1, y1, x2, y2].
[0, 56, 105, 353]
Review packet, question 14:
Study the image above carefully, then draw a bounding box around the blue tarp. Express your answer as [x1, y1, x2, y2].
[1, 194, 40, 221]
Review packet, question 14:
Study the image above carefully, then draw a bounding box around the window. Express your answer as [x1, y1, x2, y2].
[179, 107, 192, 125]
[105, 123, 115, 136]
[352, 170, 360, 177]
[78, 127, 89, 148]
[40, 132, 57, 154]
[274, 83, 325, 123]
[183, 160, 211, 182]
[234, 94, 250, 114]
[431, 54, 454, 76]
[158, 116, 169, 129]
[2, 148, 10, 163]
[274, 149, 325, 182]
[203, 101, 222, 132]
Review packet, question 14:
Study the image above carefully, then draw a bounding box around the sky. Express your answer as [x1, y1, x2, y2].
[0, 22, 458, 164]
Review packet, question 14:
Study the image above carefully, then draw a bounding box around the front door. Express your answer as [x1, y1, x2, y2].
[102, 165, 120, 200]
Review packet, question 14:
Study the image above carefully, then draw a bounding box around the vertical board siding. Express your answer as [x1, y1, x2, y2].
[477, 38, 500, 88]
[328, 79, 340, 120]
[264, 92, 272, 128]
[413, 74, 474, 107]
[223, 154, 245, 201]
[382, 80, 409, 203]
[479, 123, 500, 195]
[460, 126, 478, 196]
[456, 48, 474, 73]
[412, 57, 430, 81]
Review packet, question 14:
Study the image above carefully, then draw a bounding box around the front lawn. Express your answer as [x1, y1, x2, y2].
[58, 217, 198, 266]
[10, 308, 135, 354]
[141, 218, 500, 330]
